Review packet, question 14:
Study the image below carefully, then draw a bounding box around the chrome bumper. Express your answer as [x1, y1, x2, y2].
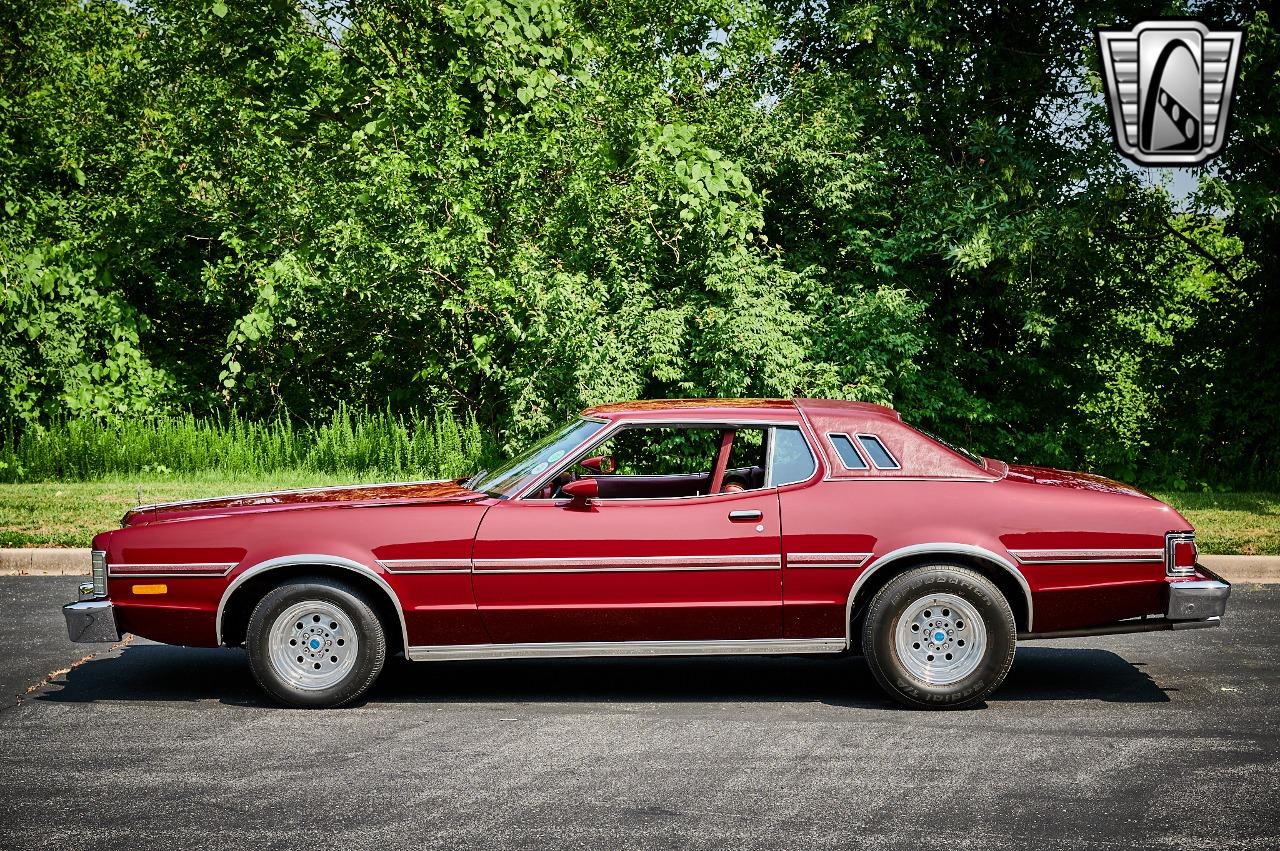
[1166, 565, 1231, 621]
[63, 599, 121, 643]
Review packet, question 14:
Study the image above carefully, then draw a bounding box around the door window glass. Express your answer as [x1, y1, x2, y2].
[770, 426, 817, 485]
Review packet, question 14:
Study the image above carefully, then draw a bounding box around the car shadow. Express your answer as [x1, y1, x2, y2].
[35, 643, 1170, 708]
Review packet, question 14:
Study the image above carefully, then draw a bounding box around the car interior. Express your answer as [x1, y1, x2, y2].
[532, 425, 769, 500]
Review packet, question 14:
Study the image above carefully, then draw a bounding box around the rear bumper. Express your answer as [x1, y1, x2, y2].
[63, 599, 121, 643]
[1166, 564, 1231, 621]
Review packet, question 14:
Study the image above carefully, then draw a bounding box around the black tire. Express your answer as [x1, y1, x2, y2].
[862, 565, 1016, 709]
[246, 576, 387, 708]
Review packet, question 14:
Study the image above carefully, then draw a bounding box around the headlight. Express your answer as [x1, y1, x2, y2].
[91, 550, 108, 597]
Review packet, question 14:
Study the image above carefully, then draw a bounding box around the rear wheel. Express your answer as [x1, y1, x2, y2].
[246, 577, 386, 708]
[862, 565, 1016, 709]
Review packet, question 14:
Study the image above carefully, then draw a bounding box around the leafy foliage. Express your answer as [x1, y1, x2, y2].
[0, 0, 1274, 487]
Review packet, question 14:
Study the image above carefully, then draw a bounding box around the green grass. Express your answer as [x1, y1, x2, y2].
[0, 406, 493, 484]
[1156, 491, 1280, 556]
[1, 476, 1276, 553]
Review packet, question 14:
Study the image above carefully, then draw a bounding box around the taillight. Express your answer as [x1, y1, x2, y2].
[1165, 533, 1197, 577]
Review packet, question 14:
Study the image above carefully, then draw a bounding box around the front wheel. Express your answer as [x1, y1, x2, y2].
[862, 565, 1016, 709]
[246, 577, 387, 708]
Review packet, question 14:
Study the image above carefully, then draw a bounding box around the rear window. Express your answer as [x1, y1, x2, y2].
[857, 434, 899, 469]
[828, 434, 868, 470]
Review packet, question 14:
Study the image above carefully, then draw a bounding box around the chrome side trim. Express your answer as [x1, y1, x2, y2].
[1020, 616, 1220, 641]
[787, 552, 872, 569]
[377, 558, 472, 574]
[109, 562, 238, 577]
[406, 637, 846, 662]
[1008, 548, 1164, 565]
[473, 555, 781, 573]
[215, 554, 409, 650]
[844, 543, 1036, 642]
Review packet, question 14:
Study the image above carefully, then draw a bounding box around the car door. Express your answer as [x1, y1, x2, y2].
[470, 425, 783, 645]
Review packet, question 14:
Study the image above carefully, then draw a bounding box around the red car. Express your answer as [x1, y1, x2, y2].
[63, 398, 1230, 709]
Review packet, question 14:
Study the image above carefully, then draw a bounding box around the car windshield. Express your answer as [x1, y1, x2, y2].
[468, 418, 606, 498]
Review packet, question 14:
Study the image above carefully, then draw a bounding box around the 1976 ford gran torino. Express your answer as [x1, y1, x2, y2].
[63, 398, 1230, 708]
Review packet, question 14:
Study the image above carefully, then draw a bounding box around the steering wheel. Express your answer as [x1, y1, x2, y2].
[545, 468, 579, 499]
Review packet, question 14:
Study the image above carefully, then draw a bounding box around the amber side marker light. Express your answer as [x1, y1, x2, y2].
[132, 584, 168, 595]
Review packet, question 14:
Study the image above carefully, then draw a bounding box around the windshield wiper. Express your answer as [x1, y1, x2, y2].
[464, 470, 488, 490]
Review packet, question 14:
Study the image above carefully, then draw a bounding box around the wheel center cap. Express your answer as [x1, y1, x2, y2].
[933, 630, 947, 643]
[308, 637, 323, 651]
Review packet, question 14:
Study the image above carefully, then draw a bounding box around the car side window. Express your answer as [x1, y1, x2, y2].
[596, 427, 721, 477]
[770, 426, 817, 485]
[828, 434, 868, 470]
[857, 434, 899, 469]
[530, 425, 773, 499]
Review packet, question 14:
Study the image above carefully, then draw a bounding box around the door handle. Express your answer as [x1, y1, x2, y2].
[728, 510, 763, 522]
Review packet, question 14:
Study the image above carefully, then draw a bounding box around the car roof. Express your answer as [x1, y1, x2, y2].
[580, 397, 900, 421]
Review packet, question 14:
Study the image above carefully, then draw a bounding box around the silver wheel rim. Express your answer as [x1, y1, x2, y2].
[893, 592, 987, 686]
[268, 600, 359, 691]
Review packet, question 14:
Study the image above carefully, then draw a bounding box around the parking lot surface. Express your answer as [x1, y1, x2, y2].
[1, 576, 1277, 850]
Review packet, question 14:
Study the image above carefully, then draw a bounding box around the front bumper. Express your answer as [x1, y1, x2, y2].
[1166, 564, 1231, 622]
[63, 599, 121, 643]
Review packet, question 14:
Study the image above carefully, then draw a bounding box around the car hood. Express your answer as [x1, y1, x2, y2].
[123, 480, 486, 525]
[1003, 464, 1152, 498]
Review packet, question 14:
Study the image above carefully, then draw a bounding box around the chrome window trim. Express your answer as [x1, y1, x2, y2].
[763, 426, 776, 489]
[1165, 531, 1198, 577]
[820, 476, 997, 483]
[844, 543, 1035, 641]
[215, 554, 409, 650]
[826, 432, 869, 470]
[406, 637, 846, 662]
[515, 417, 821, 502]
[855, 433, 901, 470]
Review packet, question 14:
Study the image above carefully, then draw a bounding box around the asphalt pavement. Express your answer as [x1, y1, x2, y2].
[1, 576, 1277, 850]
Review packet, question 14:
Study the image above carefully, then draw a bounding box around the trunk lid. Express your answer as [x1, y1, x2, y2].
[1003, 464, 1152, 498]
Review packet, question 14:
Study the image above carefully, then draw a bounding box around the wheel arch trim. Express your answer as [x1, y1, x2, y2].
[844, 542, 1034, 645]
[216, 554, 409, 651]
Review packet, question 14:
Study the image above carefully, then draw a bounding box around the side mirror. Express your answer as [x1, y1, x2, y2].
[580, 456, 616, 474]
[561, 477, 599, 507]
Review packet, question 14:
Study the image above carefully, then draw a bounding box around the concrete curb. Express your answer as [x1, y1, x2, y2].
[0, 548, 91, 575]
[3, 548, 1280, 583]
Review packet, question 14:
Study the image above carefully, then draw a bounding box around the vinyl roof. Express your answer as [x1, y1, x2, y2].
[580, 397, 900, 419]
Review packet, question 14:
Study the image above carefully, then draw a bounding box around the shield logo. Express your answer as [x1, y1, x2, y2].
[1097, 20, 1244, 166]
